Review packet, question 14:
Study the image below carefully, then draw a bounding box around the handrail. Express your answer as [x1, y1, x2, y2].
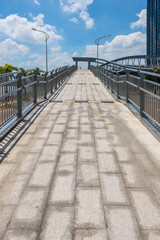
[0, 65, 76, 139]
[90, 62, 160, 129]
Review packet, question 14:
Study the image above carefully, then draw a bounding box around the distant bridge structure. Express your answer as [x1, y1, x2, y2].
[73, 55, 160, 70]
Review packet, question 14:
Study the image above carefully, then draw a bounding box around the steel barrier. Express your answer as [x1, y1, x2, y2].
[0, 65, 76, 138]
[90, 63, 160, 130]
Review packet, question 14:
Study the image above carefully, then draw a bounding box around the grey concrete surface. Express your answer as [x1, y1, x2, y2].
[0, 69, 160, 239]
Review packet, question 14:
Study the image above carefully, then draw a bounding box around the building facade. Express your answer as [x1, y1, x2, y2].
[147, 0, 160, 56]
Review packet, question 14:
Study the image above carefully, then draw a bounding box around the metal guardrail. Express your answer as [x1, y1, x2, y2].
[0, 65, 76, 138]
[111, 55, 160, 68]
[90, 63, 160, 130]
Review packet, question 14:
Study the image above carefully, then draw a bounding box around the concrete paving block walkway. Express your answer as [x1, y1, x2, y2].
[0, 70, 160, 240]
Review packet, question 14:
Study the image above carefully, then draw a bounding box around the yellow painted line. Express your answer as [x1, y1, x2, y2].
[72, 83, 79, 85]
[114, 101, 118, 103]
[63, 100, 75, 103]
[86, 83, 92, 85]
[88, 101, 101, 103]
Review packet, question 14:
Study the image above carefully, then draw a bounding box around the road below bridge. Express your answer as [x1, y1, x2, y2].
[0, 70, 160, 240]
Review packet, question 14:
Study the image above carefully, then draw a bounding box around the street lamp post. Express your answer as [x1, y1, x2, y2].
[95, 34, 112, 67]
[32, 28, 49, 72]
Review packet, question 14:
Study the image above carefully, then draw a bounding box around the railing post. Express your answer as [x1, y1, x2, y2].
[125, 69, 129, 103]
[17, 72, 23, 119]
[140, 72, 145, 117]
[111, 72, 113, 92]
[44, 72, 47, 100]
[51, 71, 54, 94]
[106, 67, 109, 87]
[117, 73, 120, 99]
[55, 70, 58, 89]
[33, 69, 38, 104]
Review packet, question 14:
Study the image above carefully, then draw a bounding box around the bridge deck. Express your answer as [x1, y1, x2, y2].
[0, 70, 160, 240]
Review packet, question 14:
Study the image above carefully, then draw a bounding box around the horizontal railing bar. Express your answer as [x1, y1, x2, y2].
[0, 79, 18, 87]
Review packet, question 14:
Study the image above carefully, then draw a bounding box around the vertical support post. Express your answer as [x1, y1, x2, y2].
[117, 73, 120, 99]
[106, 66, 109, 87]
[17, 72, 23, 119]
[33, 69, 38, 104]
[51, 71, 53, 94]
[76, 61, 78, 69]
[125, 69, 129, 103]
[88, 61, 90, 69]
[111, 72, 113, 92]
[55, 69, 58, 89]
[140, 72, 145, 116]
[44, 72, 47, 100]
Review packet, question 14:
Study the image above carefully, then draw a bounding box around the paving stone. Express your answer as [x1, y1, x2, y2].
[105, 206, 141, 240]
[13, 153, 39, 173]
[93, 121, 105, 129]
[39, 145, 59, 161]
[52, 124, 66, 133]
[49, 172, 75, 205]
[66, 129, 78, 139]
[57, 153, 77, 167]
[9, 188, 47, 230]
[40, 121, 54, 128]
[98, 153, 119, 173]
[120, 163, 146, 187]
[18, 134, 33, 145]
[0, 206, 15, 239]
[79, 133, 93, 144]
[80, 117, 91, 124]
[80, 124, 92, 132]
[0, 173, 29, 205]
[4, 229, 37, 240]
[114, 146, 133, 162]
[0, 163, 14, 186]
[46, 133, 63, 145]
[33, 128, 50, 139]
[5, 146, 22, 162]
[77, 162, 99, 187]
[101, 174, 129, 205]
[79, 146, 95, 161]
[143, 230, 160, 240]
[68, 121, 79, 128]
[149, 176, 160, 203]
[95, 129, 107, 139]
[75, 187, 105, 228]
[62, 140, 78, 152]
[135, 153, 159, 176]
[28, 139, 46, 153]
[130, 190, 160, 229]
[56, 117, 68, 124]
[39, 206, 73, 240]
[75, 229, 108, 240]
[28, 162, 56, 187]
[96, 139, 113, 152]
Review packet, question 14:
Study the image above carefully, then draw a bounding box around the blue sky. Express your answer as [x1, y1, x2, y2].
[0, 0, 147, 70]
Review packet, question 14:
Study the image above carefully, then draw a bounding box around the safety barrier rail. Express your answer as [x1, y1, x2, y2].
[0, 65, 76, 138]
[90, 63, 160, 129]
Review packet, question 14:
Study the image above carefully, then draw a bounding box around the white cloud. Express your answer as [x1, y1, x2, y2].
[0, 14, 62, 45]
[30, 46, 73, 70]
[84, 32, 146, 60]
[0, 38, 29, 64]
[70, 17, 78, 23]
[60, 0, 94, 29]
[80, 10, 94, 29]
[60, 0, 93, 13]
[131, 9, 146, 29]
[34, 0, 40, 5]
[72, 51, 78, 57]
